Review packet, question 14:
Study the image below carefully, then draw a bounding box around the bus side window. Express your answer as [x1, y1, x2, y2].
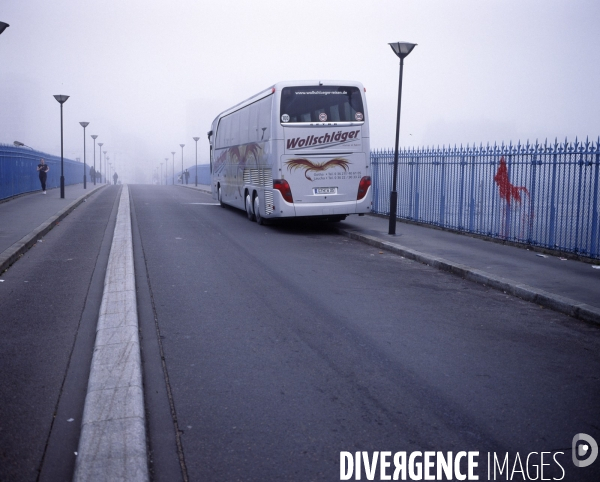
[239, 107, 249, 145]
[258, 96, 272, 141]
[249, 102, 259, 143]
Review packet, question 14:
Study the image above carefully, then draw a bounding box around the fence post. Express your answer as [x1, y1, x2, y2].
[414, 154, 420, 221]
[528, 152, 538, 244]
[440, 153, 446, 226]
[548, 141, 558, 248]
[590, 145, 599, 257]
[574, 139, 584, 253]
[458, 154, 466, 229]
[468, 154, 476, 231]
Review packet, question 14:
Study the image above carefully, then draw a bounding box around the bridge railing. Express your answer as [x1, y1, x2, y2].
[371, 138, 600, 259]
[0, 144, 92, 200]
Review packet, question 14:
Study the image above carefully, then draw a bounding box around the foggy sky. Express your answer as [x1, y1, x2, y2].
[1, 0, 598, 183]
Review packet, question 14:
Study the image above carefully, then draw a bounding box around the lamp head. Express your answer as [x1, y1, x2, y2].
[180, 144, 185, 148]
[389, 42, 417, 59]
[0, 22, 9, 35]
[171, 151, 175, 155]
[80, 122, 90, 128]
[193, 137, 200, 142]
[53, 94, 69, 104]
[91, 135, 98, 140]
[98, 142, 103, 147]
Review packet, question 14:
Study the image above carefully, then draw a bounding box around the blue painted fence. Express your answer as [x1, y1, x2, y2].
[371, 138, 600, 259]
[0, 144, 93, 200]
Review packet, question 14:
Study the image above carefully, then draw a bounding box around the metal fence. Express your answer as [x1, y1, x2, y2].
[0, 144, 93, 200]
[371, 138, 600, 259]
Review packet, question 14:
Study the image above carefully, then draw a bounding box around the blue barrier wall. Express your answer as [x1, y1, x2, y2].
[371, 138, 600, 259]
[0, 144, 92, 200]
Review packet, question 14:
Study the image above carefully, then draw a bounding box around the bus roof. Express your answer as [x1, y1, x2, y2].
[211, 80, 365, 125]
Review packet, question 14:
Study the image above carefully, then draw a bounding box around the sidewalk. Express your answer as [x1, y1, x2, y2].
[0, 183, 106, 273]
[336, 215, 600, 325]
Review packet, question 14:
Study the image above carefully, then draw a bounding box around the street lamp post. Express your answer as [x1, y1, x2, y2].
[80, 122, 89, 188]
[387, 41, 417, 235]
[193, 137, 200, 186]
[160, 163, 163, 185]
[180, 144, 185, 184]
[164, 158, 169, 185]
[171, 152, 176, 185]
[98, 143, 103, 183]
[91, 135, 98, 185]
[53, 95, 69, 198]
[104, 153, 108, 184]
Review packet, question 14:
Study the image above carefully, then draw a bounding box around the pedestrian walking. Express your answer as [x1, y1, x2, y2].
[185, 169, 190, 184]
[37, 158, 49, 194]
[113, 171, 119, 185]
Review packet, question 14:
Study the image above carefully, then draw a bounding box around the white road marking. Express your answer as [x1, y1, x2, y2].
[74, 185, 148, 482]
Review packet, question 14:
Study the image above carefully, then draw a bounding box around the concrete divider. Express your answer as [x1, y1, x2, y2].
[74, 185, 148, 481]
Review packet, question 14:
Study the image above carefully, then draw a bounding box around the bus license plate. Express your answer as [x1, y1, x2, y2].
[315, 187, 337, 195]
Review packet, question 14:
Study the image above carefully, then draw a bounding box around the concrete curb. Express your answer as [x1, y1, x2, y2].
[0, 185, 106, 274]
[337, 228, 600, 326]
[178, 183, 212, 195]
[74, 185, 149, 482]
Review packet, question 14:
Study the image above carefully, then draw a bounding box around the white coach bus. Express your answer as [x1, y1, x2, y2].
[208, 80, 372, 224]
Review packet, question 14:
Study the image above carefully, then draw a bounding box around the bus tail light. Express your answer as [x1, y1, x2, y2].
[357, 176, 371, 200]
[273, 179, 293, 203]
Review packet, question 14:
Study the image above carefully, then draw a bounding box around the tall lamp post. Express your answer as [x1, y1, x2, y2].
[179, 144, 185, 184]
[98, 143, 103, 183]
[160, 163, 163, 185]
[104, 153, 108, 184]
[193, 137, 200, 186]
[53, 95, 69, 198]
[165, 158, 169, 185]
[91, 135, 98, 185]
[171, 151, 176, 185]
[387, 42, 417, 235]
[79, 122, 89, 188]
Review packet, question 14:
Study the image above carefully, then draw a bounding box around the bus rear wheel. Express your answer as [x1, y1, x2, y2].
[246, 193, 255, 221]
[253, 196, 264, 225]
[218, 186, 224, 207]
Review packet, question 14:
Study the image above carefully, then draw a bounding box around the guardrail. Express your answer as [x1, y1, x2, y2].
[0, 144, 93, 200]
[371, 138, 600, 259]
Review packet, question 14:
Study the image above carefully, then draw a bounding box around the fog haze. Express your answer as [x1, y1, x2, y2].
[1, 0, 598, 183]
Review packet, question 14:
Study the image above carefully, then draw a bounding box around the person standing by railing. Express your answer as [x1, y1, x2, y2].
[36, 158, 49, 194]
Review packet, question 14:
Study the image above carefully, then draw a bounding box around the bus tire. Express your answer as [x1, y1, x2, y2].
[218, 186, 224, 207]
[254, 195, 264, 225]
[246, 193, 255, 221]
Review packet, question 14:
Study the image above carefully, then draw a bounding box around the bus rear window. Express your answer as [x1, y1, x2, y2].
[280, 86, 364, 124]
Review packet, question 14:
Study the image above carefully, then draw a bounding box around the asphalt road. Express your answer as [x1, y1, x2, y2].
[130, 185, 600, 481]
[0, 186, 120, 482]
